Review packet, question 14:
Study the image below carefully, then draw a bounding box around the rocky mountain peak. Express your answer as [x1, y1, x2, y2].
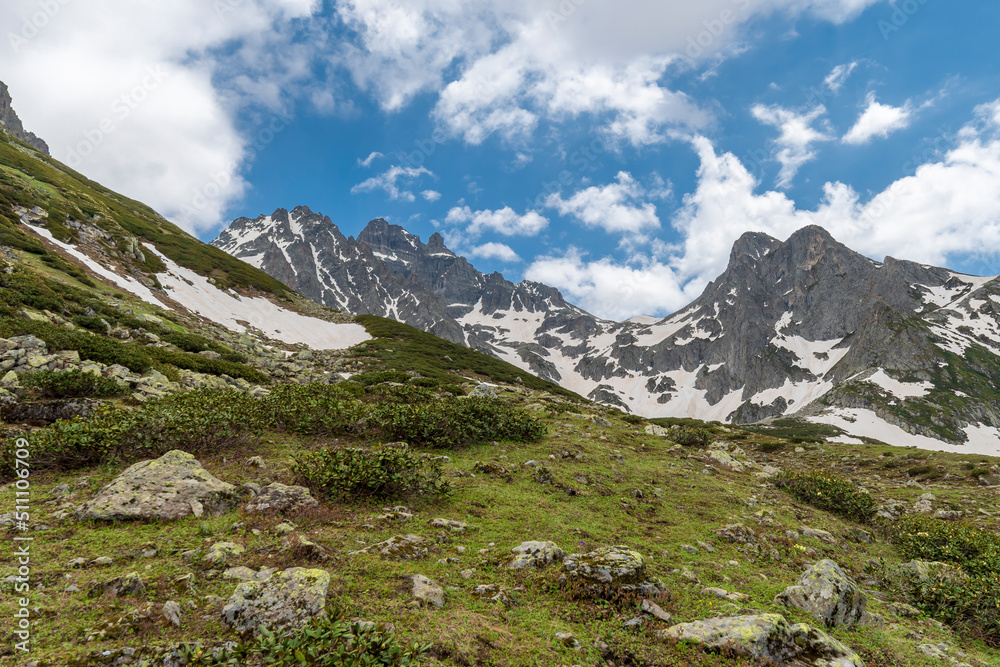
[729, 231, 780, 264]
[0, 81, 49, 155]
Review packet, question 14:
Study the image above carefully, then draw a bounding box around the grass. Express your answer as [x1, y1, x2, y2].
[5, 383, 999, 667]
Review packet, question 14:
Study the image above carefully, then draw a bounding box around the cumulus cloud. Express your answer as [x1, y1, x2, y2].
[351, 165, 434, 201]
[421, 189, 442, 202]
[467, 242, 521, 262]
[824, 61, 858, 92]
[528, 97, 1000, 320]
[358, 151, 384, 167]
[445, 205, 548, 237]
[0, 0, 321, 234]
[545, 172, 661, 234]
[842, 92, 913, 145]
[751, 103, 832, 187]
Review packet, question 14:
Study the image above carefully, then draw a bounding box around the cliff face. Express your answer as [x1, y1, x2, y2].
[0, 82, 49, 155]
[215, 211, 1000, 447]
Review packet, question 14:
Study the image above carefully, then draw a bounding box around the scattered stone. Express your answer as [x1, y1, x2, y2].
[222, 568, 331, 636]
[640, 599, 671, 623]
[246, 456, 266, 469]
[162, 601, 181, 627]
[430, 518, 468, 532]
[274, 522, 296, 535]
[715, 523, 757, 544]
[223, 567, 258, 581]
[800, 527, 837, 544]
[472, 583, 514, 606]
[204, 542, 245, 566]
[933, 509, 963, 521]
[709, 449, 745, 472]
[510, 541, 566, 569]
[661, 614, 864, 666]
[244, 482, 318, 514]
[90, 557, 113, 566]
[917, 643, 973, 667]
[351, 534, 431, 560]
[409, 574, 445, 608]
[90, 572, 145, 598]
[77, 450, 238, 521]
[469, 383, 497, 398]
[679, 544, 697, 554]
[555, 632, 581, 650]
[775, 560, 867, 628]
[696, 541, 715, 553]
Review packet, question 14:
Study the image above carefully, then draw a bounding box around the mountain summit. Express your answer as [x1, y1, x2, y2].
[0, 81, 49, 155]
[214, 210, 1000, 451]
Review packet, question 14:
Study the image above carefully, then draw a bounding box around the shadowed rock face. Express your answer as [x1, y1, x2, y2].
[215, 213, 1000, 442]
[0, 82, 49, 154]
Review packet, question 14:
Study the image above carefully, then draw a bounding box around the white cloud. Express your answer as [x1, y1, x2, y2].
[529, 98, 1000, 320]
[842, 92, 913, 145]
[751, 103, 832, 187]
[351, 165, 434, 201]
[525, 248, 687, 321]
[445, 205, 548, 237]
[358, 151, 384, 167]
[0, 0, 321, 234]
[421, 189, 442, 202]
[545, 172, 661, 234]
[824, 61, 857, 92]
[468, 242, 521, 262]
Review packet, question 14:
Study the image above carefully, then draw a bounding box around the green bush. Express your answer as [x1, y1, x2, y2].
[669, 427, 713, 448]
[773, 471, 877, 523]
[182, 609, 430, 666]
[906, 465, 934, 477]
[0, 317, 151, 372]
[893, 515, 1000, 577]
[756, 440, 786, 453]
[348, 370, 414, 386]
[293, 443, 450, 500]
[21, 369, 128, 399]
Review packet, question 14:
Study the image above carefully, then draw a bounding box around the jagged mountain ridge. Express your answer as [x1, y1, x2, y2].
[0, 81, 49, 155]
[214, 208, 1000, 452]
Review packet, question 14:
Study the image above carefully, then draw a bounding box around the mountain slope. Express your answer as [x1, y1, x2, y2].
[215, 210, 1000, 454]
[0, 81, 48, 155]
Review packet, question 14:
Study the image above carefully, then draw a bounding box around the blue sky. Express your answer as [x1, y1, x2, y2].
[3, 1, 1000, 319]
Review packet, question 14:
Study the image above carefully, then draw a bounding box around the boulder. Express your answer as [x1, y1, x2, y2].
[469, 383, 497, 398]
[222, 567, 331, 636]
[204, 542, 245, 566]
[562, 545, 662, 595]
[510, 541, 566, 569]
[715, 523, 757, 544]
[661, 613, 864, 666]
[244, 482, 318, 514]
[409, 574, 445, 608]
[776, 560, 867, 628]
[77, 450, 239, 521]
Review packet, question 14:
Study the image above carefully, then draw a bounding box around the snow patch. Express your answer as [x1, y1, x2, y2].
[865, 369, 933, 399]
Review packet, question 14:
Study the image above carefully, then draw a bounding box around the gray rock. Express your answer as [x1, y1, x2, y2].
[469, 383, 497, 398]
[351, 534, 431, 560]
[204, 542, 246, 566]
[90, 572, 145, 598]
[244, 482, 318, 514]
[640, 599, 671, 623]
[660, 614, 863, 666]
[430, 518, 468, 532]
[775, 560, 867, 628]
[562, 545, 662, 595]
[715, 523, 757, 544]
[409, 574, 445, 608]
[222, 568, 331, 636]
[77, 450, 238, 521]
[162, 601, 181, 627]
[510, 541, 566, 569]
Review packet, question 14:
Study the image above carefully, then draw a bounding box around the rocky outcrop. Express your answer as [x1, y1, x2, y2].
[77, 450, 239, 521]
[561, 545, 662, 595]
[776, 560, 868, 628]
[0, 81, 48, 154]
[510, 541, 566, 569]
[244, 482, 318, 514]
[661, 613, 864, 667]
[222, 567, 331, 635]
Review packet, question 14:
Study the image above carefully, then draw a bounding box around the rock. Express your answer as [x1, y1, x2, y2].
[800, 527, 837, 544]
[709, 449, 745, 472]
[283, 534, 330, 562]
[204, 542, 246, 566]
[775, 560, 867, 629]
[244, 482, 318, 514]
[351, 534, 431, 560]
[680, 544, 698, 554]
[472, 583, 514, 606]
[469, 383, 497, 398]
[430, 518, 468, 532]
[917, 643, 973, 667]
[554, 632, 581, 650]
[562, 545, 662, 595]
[900, 560, 968, 585]
[979, 474, 1000, 486]
[661, 614, 863, 666]
[510, 541, 566, 569]
[222, 567, 331, 636]
[246, 456, 266, 469]
[640, 599, 672, 622]
[162, 601, 181, 627]
[90, 572, 145, 598]
[90, 557, 114, 566]
[715, 523, 757, 544]
[1, 398, 102, 424]
[409, 574, 445, 608]
[933, 509, 963, 521]
[645, 424, 669, 437]
[77, 450, 238, 521]
[223, 567, 258, 581]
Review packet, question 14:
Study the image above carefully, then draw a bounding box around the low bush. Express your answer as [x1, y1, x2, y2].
[756, 440, 786, 453]
[893, 515, 1000, 577]
[348, 370, 414, 386]
[773, 471, 877, 523]
[669, 426, 713, 448]
[181, 609, 430, 666]
[293, 443, 450, 500]
[906, 465, 934, 477]
[21, 369, 128, 399]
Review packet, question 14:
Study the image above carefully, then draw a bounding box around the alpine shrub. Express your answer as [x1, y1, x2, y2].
[21, 369, 129, 399]
[773, 471, 877, 523]
[293, 442, 450, 500]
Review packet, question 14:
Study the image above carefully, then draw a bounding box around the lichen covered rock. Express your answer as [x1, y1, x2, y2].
[510, 540, 566, 569]
[77, 450, 238, 521]
[244, 482, 318, 514]
[776, 559, 867, 628]
[222, 567, 331, 636]
[562, 545, 662, 595]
